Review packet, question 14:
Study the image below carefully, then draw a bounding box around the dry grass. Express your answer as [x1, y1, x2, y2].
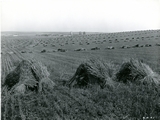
[1, 58, 160, 120]
[2, 83, 160, 120]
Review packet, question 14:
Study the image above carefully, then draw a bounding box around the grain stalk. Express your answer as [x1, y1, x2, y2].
[18, 96, 26, 120]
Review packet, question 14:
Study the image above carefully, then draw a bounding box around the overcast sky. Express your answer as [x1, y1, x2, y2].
[1, 0, 160, 32]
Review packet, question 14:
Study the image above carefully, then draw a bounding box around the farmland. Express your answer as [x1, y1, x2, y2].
[1, 30, 160, 119]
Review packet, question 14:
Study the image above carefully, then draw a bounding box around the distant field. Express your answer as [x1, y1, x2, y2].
[1, 30, 160, 77]
[1, 30, 160, 119]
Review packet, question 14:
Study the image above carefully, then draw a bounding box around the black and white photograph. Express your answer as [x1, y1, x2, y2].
[1, 0, 160, 119]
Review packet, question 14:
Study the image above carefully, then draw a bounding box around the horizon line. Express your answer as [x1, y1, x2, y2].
[1, 29, 160, 33]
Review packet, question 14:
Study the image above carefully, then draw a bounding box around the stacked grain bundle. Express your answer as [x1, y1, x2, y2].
[3, 59, 55, 94]
[116, 58, 160, 86]
[31, 60, 56, 92]
[67, 58, 115, 88]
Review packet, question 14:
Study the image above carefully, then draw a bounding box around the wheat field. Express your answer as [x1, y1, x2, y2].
[1, 30, 160, 120]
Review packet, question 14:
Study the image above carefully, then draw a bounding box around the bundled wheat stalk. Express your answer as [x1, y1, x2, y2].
[38, 77, 56, 92]
[3, 59, 55, 94]
[31, 61, 50, 80]
[116, 58, 160, 85]
[68, 58, 115, 88]
[13, 84, 26, 94]
[31, 60, 55, 92]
